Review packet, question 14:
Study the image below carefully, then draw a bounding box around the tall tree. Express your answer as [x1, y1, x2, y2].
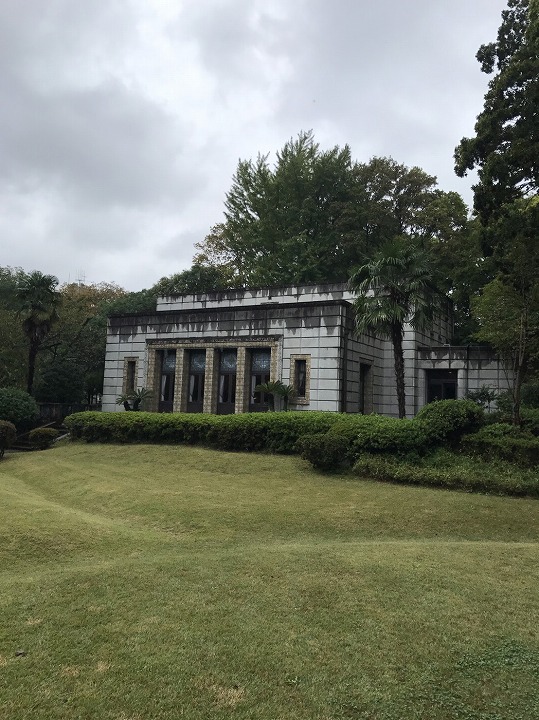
[0, 267, 27, 387]
[349, 241, 439, 419]
[455, 0, 539, 226]
[196, 133, 468, 288]
[34, 282, 126, 403]
[472, 198, 539, 424]
[16, 271, 61, 395]
[195, 131, 366, 286]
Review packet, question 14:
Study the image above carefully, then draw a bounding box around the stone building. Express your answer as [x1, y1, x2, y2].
[102, 282, 511, 417]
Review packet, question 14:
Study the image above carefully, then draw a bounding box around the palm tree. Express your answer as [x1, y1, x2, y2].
[16, 271, 61, 395]
[349, 240, 439, 419]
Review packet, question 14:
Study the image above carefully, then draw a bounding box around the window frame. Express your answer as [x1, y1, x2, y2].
[290, 354, 311, 405]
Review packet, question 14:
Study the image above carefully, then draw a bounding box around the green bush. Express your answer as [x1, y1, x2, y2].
[415, 399, 485, 446]
[0, 387, 39, 431]
[0, 420, 17, 458]
[462, 423, 539, 468]
[353, 414, 429, 457]
[521, 408, 539, 436]
[28, 427, 60, 450]
[521, 382, 539, 409]
[64, 411, 340, 453]
[296, 432, 352, 471]
[354, 449, 539, 497]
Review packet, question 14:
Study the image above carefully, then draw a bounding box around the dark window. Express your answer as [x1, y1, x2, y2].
[250, 349, 271, 411]
[126, 360, 136, 393]
[295, 359, 307, 398]
[426, 369, 458, 404]
[159, 349, 176, 412]
[359, 363, 371, 414]
[217, 349, 237, 414]
[187, 350, 205, 412]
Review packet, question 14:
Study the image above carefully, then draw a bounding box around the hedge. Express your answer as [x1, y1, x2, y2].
[0, 387, 39, 431]
[28, 427, 60, 450]
[415, 399, 485, 446]
[353, 450, 539, 497]
[64, 411, 342, 454]
[461, 423, 539, 468]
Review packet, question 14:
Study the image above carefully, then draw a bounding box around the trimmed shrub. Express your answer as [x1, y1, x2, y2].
[521, 408, 539, 436]
[354, 449, 539, 497]
[296, 432, 352, 471]
[0, 420, 17, 458]
[353, 414, 430, 457]
[0, 387, 39, 431]
[462, 423, 539, 468]
[28, 427, 60, 450]
[415, 399, 485, 446]
[64, 411, 341, 453]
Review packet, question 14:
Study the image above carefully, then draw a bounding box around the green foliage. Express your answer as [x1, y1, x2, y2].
[354, 448, 539, 497]
[195, 133, 467, 287]
[521, 381, 539, 408]
[465, 385, 499, 410]
[28, 427, 60, 450]
[206, 412, 340, 453]
[64, 411, 340, 453]
[521, 408, 539, 436]
[350, 239, 441, 419]
[151, 265, 234, 296]
[33, 357, 86, 403]
[0, 267, 27, 387]
[473, 260, 539, 424]
[116, 388, 153, 411]
[0, 420, 17, 457]
[104, 288, 157, 315]
[296, 431, 353, 471]
[0, 387, 39, 431]
[15, 270, 61, 394]
[462, 423, 539, 468]
[416, 399, 485, 445]
[455, 0, 539, 222]
[353, 414, 430, 457]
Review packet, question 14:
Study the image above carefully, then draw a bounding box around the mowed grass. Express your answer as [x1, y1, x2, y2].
[1, 444, 539, 719]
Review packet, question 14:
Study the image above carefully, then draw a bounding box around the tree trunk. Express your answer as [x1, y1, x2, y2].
[391, 322, 406, 419]
[511, 308, 529, 426]
[26, 340, 39, 395]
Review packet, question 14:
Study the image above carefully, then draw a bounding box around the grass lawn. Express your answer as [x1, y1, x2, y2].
[1, 443, 539, 719]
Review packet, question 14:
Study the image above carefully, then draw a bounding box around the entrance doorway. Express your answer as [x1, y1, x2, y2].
[158, 349, 176, 412]
[217, 349, 237, 414]
[426, 369, 458, 403]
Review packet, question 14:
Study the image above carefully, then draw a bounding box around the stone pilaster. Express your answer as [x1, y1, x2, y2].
[173, 348, 186, 413]
[204, 347, 217, 413]
[235, 346, 247, 413]
[146, 348, 160, 412]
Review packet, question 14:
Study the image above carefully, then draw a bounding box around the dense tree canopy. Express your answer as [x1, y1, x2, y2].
[195, 132, 467, 288]
[455, 0, 539, 224]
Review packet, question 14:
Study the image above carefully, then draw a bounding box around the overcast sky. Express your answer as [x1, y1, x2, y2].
[1, 0, 507, 291]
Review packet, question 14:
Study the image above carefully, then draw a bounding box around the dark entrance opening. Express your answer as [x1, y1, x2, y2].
[217, 349, 237, 415]
[359, 363, 371, 413]
[159, 349, 176, 412]
[426, 369, 458, 404]
[249, 349, 271, 412]
[187, 350, 206, 413]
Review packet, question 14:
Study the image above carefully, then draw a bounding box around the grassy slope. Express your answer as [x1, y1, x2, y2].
[1, 443, 539, 719]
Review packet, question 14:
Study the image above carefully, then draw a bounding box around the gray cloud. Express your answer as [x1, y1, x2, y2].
[0, 0, 508, 289]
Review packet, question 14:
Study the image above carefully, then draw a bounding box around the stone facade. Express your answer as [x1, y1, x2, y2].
[102, 283, 511, 417]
